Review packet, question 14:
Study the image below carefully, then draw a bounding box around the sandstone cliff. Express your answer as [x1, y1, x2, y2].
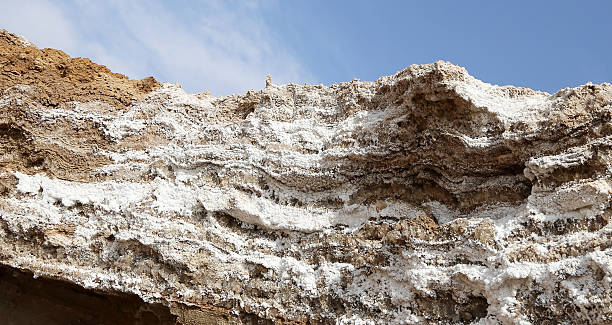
[0, 30, 611, 324]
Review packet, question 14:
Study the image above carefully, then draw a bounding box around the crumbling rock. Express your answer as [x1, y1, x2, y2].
[0, 30, 611, 324]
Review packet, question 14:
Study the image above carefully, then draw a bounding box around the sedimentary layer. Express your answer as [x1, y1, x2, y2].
[1, 30, 611, 324]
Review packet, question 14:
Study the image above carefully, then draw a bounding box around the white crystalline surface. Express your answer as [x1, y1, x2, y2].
[1, 60, 612, 324]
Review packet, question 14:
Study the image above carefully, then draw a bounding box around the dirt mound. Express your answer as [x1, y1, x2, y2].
[0, 30, 159, 109]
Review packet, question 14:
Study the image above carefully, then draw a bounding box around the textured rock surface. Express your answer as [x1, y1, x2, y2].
[1, 29, 611, 324]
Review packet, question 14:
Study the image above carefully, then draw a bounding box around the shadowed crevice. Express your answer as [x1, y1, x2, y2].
[0, 264, 177, 325]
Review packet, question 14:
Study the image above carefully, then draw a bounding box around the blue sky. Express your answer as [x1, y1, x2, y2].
[1, 0, 610, 95]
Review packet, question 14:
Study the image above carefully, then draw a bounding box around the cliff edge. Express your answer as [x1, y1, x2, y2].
[1, 30, 611, 324]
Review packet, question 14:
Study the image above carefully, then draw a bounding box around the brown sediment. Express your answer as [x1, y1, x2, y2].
[0, 30, 163, 182]
[0, 29, 159, 109]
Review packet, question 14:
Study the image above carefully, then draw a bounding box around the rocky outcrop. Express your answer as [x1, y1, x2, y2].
[0, 30, 611, 324]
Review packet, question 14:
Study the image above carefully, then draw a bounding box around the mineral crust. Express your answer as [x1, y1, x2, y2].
[1, 30, 611, 324]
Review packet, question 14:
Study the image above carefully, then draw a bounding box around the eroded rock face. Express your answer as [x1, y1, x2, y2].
[0, 29, 611, 324]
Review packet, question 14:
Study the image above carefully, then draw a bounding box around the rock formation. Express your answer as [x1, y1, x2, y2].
[0, 29, 611, 324]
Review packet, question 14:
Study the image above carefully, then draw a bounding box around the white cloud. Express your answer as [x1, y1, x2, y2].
[0, 0, 78, 53]
[1, 0, 313, 95]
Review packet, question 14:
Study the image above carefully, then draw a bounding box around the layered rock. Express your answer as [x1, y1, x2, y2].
[0, 30, 611, 324]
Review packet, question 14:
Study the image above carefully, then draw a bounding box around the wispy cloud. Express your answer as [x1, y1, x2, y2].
[0, 0, 78, 53]
[0, 0, 313, 95]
